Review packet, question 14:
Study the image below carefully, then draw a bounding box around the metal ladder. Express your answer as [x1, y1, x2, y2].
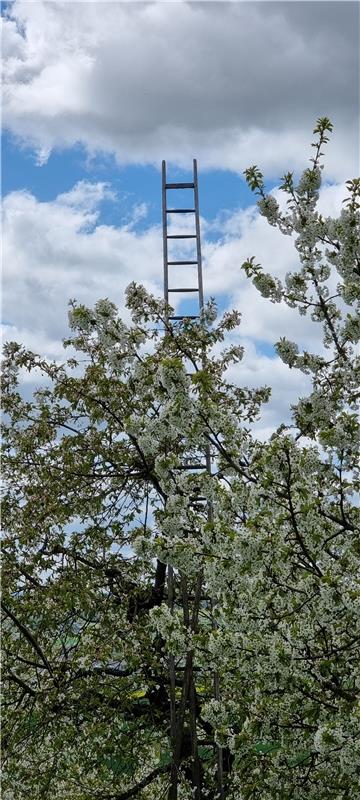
[161, 160, 225, 799]
[162, 159, 204, 321]
[162, 156, 208, 495]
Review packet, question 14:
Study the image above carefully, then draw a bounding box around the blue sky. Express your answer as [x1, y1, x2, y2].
[2, 0, 358, 436]
[3, 131, 259, 231]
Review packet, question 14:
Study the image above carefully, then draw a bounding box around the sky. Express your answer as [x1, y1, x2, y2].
[2, 0, 359, 437]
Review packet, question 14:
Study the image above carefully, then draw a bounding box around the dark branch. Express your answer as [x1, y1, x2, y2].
[99, 763, 170, 799]
[1, 601, 53, 674]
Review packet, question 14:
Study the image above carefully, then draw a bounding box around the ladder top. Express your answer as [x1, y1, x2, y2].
[162, 158, 204, 313]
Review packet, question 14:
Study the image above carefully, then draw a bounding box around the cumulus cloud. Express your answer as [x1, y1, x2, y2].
[3, 1, 359, 178]
[227, 340, 311, 439]
[2, 182, 164, 356]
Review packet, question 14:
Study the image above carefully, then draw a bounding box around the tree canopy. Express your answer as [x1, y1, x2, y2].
[2, 120, 360, 800]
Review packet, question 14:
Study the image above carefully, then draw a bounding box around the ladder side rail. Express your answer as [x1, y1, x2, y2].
[162, 161, 178, 796]
[162, 160, 169, 310]
[193, 159, 204, 311]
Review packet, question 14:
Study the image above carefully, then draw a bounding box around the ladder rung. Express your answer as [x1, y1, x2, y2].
[167, 234, 197, 239]
[169, 315, 199, 321]
[168, 288, 199, 293]
[176, 464, 205, 471]
[167, 209, 195, 213]
[166, 182, 195, 189]
[167, 260, 198, 265]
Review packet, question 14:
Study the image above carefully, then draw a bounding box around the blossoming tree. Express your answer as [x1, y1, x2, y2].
[2, 120, 359, 800]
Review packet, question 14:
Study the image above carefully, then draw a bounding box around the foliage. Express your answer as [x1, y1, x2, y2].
[2, 120, 359, 799]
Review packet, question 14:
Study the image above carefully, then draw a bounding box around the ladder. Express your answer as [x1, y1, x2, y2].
[161, 160, 225, 799]
[162, 159, 204, 321]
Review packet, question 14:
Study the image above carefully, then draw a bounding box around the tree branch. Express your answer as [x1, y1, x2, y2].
[1, 601, 53, 674]
[100, 763, 171, 799]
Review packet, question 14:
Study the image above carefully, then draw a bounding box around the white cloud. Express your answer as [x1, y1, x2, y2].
[3, 1, 359, 179]
[227, 339, 311, 439]
[56, 180, 115, 211]
[2, 182, 164, 357]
